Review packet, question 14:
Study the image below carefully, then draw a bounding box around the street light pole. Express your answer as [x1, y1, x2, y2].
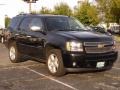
[29, 0, 33, 13]
[23, 0, 38, 13]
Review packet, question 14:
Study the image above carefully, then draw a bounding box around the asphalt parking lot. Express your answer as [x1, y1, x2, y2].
[0, 43, 120, 90]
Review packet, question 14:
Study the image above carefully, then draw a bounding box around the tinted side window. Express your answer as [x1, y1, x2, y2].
[45, 17, 69, 31]
[19, 17, 32, 31]
[9, 16, 23, 30]
[29, 18, 43, 30]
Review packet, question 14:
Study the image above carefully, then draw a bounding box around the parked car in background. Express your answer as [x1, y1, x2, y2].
[108, 25, 120, 35]
[91, 26, 111, 36]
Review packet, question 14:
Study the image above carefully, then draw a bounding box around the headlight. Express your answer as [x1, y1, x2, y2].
[66, 41, 83, 52]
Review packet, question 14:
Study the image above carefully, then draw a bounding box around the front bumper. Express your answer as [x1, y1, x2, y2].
[62, 51, 118, 71]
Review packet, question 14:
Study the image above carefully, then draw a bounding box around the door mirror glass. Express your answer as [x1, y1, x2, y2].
[30, 26, 42, 32]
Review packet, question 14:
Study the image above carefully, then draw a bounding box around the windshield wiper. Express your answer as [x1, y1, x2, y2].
[74, 28, 88, 31]
[52, 28, 87, 31]
[55, 29, 73, 31]
[58, 29, 81, 31]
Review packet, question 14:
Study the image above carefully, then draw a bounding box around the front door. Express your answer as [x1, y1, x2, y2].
[17, 17, 32, 55]
[25, 17, 46, 59]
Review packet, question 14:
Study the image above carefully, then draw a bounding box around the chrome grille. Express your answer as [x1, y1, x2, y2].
[84, 42, 114, 53]
[84, 42, 113, 46]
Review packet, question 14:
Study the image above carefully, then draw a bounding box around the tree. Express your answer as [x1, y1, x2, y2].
[53, 3, 72, 16]
[74, 2, 99, 25]
[5, 15, 11, 28]
[109, 0, 120, 23]
[96, 0, 120, 24]
[40, 7, 52, 14]
[96, 0, 110, 22]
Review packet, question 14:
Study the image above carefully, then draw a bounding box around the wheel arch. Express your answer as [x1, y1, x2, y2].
[44, 43, 64, 60]
[7, 38, 16, 47]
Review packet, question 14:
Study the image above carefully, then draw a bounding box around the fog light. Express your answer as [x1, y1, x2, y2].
[73, 62, 76, 67]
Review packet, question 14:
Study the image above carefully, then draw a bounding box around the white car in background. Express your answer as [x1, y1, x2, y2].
[108, 24, 120, 34]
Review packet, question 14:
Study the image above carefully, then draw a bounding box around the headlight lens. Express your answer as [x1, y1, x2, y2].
[66, 41, 83, 51]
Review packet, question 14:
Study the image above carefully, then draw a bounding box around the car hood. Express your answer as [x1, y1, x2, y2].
[54, 31, 113, 42]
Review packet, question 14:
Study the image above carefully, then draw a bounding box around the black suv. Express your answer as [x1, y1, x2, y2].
[5, 14, 118, 76]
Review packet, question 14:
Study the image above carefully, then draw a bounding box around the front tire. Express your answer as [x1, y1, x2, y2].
[47, 49, 66, 76]
[9, 42, 22, 63]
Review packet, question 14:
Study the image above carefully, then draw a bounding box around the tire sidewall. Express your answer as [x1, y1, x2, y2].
[9, 42, 19, 63]
[47, 49, 65, 76]
[1, 37, 4, 43]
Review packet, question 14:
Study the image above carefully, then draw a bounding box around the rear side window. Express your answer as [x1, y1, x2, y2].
[19, 17, 32, 31]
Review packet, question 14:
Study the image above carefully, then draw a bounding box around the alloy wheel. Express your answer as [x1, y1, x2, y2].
[9, 46, 16, 60]
[48, 54, 59, 73]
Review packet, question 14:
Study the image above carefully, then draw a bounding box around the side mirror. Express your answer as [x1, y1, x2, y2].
[30, 26, 42, 32]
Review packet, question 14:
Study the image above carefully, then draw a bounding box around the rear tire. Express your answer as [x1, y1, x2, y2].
[47, 49, 66, 76]
[9, 42, 22, 63]
[1, 37, 4, 43]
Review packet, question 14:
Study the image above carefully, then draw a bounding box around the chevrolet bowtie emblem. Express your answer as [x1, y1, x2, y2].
[98, 44, 104, 48]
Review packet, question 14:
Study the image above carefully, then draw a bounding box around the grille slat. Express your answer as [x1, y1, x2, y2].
[84, 42, 114, 53]
[84, 42, 113, 46]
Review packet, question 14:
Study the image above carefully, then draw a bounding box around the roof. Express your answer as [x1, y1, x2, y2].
[17, 13, 68, 18]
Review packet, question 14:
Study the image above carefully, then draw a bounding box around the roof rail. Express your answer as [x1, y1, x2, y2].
[17, 13, 37, 16]
[17, 13, 29, 16]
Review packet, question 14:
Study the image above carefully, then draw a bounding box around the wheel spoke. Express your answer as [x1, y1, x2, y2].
[10, 47, 16, 60]
[54, 57, 59, 68]
[48, 54, 59, 73]
[50, 55, 54, 61]
[53, 66, 57, 73]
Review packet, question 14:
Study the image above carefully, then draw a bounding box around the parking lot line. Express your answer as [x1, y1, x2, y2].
[98, 83, 119, 90]
[104, 74, 120, 80]
[113, 67, 120, 70]
[23, 66, 78, 90]
[0, 64, 41, 70]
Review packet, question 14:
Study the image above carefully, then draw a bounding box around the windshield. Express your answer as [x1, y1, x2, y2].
[45, 17, 87, 31]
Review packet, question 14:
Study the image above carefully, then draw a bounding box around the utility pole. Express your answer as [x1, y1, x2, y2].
[29, 0, 32, 13]
[23, 0, 38, 13]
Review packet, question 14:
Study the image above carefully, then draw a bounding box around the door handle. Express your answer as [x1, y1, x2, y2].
[15, 34, 19, 36]
[26, 35, 31, 38]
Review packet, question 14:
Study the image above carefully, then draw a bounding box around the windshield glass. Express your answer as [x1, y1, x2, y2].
[45, 17, 87, 31]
